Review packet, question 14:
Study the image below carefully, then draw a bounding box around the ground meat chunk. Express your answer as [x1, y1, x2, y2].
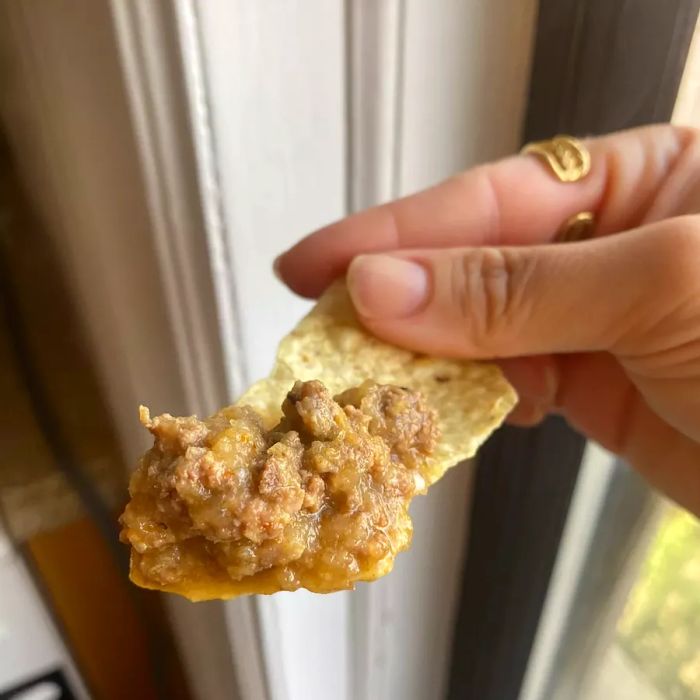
[336, 381, 439, 468]
[120, 379, 440, 596]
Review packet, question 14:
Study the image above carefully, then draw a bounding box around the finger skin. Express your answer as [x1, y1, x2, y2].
[347, 218, 700, 452]
[274, 124, 700, 516]
[346, 221, 700, 360]
[501, 352, 700, 516]
[277, 125, 700, 297]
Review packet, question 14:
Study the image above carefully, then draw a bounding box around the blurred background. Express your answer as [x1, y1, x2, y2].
[0, 2, 699, 700]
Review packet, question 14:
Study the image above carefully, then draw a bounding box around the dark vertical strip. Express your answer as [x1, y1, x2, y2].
[447, 418, 586, 700]
[447, 2, 699, 699]
[525, 0, 699, 140]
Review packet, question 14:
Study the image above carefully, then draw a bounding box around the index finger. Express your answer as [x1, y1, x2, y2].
[276, 124, 699, 298]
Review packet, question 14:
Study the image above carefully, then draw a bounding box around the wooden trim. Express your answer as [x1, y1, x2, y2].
[344, 2, 540, 699]
[0, 2, 266, 699]
[109, 0, 235, 417]
[350, 2, 540, 700]
[171, 0, 250, 402]
[447, 2, 700, 699]
[110, 3, 269, 699]
[188, 4, 348, 700]
[345, 3, 405, 698]
[346, 0, 404, 212]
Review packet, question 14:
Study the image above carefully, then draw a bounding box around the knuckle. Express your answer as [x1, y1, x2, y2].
[450, 247, 531, 354]
[448, 165, 503, 241]
[670, 123, 700, 151]
[649, 216, 700, 295]
[645, 122, 700, 146]
[619, 217, 700, 372]
[636, 123, 700, 158]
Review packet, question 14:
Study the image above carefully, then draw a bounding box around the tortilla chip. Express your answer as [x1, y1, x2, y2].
[123, 281, 516, 600]
[240, 280, 516, 488]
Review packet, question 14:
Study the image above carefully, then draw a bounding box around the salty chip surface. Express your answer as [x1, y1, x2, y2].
[240, 282, 516, 485]
[120, 283, 516, 600]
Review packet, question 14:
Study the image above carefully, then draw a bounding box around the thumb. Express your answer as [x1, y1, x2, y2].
[346, 220, 699, 359]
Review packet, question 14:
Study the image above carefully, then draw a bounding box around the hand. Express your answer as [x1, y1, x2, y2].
[275, 125, 700, 515]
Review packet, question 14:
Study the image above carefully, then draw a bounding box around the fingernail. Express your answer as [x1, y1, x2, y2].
[347, 255, 429, 320]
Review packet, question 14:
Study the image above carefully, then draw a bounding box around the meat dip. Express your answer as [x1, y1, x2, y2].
[120, 379, 439, 596]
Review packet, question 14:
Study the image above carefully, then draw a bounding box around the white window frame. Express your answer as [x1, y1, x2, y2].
[0, 1, 537, 698]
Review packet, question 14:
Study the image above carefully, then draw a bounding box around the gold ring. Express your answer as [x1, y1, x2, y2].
[521, 135, 591, 183]
[556, 211, 595, 242]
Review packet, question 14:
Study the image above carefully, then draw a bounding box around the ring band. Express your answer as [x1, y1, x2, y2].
[522, 135, 595, 241]
[521, 135, 591, 183]
[556, 211, 595, 243]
